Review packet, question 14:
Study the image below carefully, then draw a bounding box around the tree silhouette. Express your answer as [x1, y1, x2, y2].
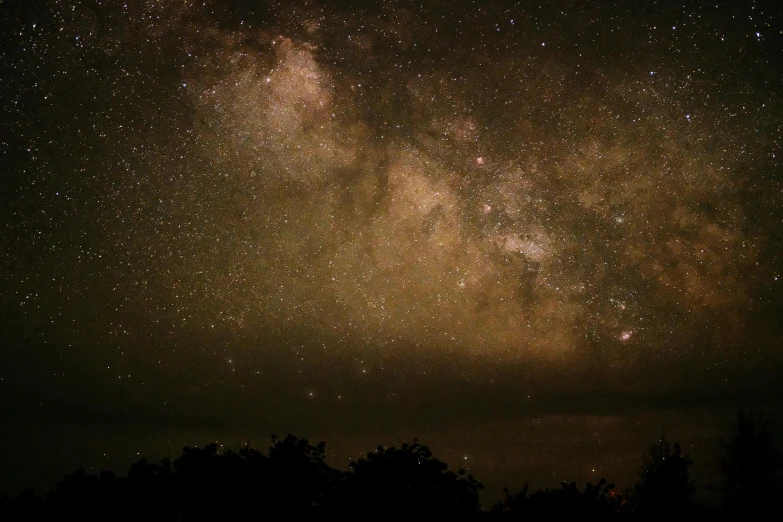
[172, 435, 340, 520]
[493, 478, 623, 519]
[44, 468, 132, 521]
[261, 434, 343, 514]
[718, 409, 783, 515]
[1, 489, 47, 521]
[124, 458, 177, 520]
[332, 439, 482, 518]
[631, 436, 695, 519]
[7, 430, 769, 519]
[5, 434, 342, 521]
[172, 443, 253, 520]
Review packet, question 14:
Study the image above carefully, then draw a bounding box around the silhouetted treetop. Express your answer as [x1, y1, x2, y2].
[334, 440, 483, 518]
[718, 409, 783, 515]
[493, 478, 623, 519]
[4, 422, 778, 520]
[631, 436, 695, 519]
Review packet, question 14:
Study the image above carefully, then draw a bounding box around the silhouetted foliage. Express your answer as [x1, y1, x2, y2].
[492, 478, 624, 519]
[0, 489, 47, 521]
[171, 436, 341, 520]
[125, 458, 177, 520]
[4, 424, 782, 520]
[630, 436, 695, 519]
[718, 409, 783, 515]
[0, 435, 341, 521]
[332, 439, 482, 518]
[262, 434, 343, 513]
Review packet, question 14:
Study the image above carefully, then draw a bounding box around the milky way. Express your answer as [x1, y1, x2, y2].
[2, 0, 782, 498]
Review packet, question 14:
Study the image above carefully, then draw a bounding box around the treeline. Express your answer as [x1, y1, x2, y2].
[1, 411, 781, 520]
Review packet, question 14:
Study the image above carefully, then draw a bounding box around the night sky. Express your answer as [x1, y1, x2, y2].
[2, 0, 782, 501]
